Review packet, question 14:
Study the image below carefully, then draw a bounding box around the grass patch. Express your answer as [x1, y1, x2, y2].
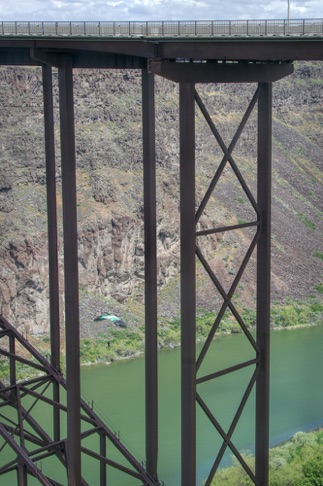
[237, 219, 248, 225]
[298, 212, 316, 230]
[80, 328, 145, 365]
[271, 297, 323, 328]
[315, 283, 323, 294]
[236, 196, 245, 204]
[311, 78, 323, 86]
[313, 251, 323, 261]
[77, 296, 323, 364]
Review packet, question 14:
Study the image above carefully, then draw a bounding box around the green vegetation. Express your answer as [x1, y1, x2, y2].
[208, 429, 323, 486]
[313, 251, 323, 261]
[315, 283, 323, 294]
[77, 296, 322, 365]
[310, 78, 323, 86]
[0, 356, 48, 384]
[80, 328, 144, 364]
[297, 212, 316, 230]
[237, 196, 245, 204]
[53, 296, 319, 367]
[271, 298, 323, 329]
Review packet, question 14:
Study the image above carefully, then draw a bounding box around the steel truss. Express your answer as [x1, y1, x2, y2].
[0, 315, 158, 485]
[194, 84, 268, 486]
[155, 61, 292, 486]
[0, 317, 156, 486]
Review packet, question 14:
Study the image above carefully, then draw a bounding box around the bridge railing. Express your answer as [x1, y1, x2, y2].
[0, 19, 323, 37]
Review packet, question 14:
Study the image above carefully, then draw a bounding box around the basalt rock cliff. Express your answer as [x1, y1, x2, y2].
[0, 62, 322, 335]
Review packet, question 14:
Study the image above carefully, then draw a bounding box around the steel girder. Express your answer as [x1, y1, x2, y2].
[0, 35, 323, 64]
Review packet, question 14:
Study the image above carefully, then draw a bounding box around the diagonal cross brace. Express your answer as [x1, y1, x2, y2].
[195, 87, 261, 223]
[195, 229, 260, 372]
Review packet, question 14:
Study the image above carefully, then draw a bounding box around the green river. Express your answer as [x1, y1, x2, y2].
[79, 325, 323, 485]
[5, 325, 322, 485]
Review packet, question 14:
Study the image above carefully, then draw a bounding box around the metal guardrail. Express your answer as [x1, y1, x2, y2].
[0, 19, 322, 37]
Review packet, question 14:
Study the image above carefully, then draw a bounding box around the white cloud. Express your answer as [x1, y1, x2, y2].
[0, 0, 322, 21]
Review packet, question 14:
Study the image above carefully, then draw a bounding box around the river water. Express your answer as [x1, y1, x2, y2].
[79, 325, 323, 485]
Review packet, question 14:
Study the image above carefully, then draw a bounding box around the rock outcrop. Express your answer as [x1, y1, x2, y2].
[0, 62, 322, 334]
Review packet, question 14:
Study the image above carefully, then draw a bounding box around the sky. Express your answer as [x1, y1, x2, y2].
[0, 0, 322, 22]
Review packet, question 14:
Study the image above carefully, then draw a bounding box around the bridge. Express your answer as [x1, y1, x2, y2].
[0, 19, 322, 486]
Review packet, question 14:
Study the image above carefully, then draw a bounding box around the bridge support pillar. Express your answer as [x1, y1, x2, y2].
[42, 63, 61, 443]
[152, 61, 292, 486]
[255, 82, 272, 486]
[179, 81, 197, 486]
[142, 68, 159, 480]
[58, 57, 82, 486]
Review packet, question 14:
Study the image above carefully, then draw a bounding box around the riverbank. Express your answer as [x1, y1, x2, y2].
[1, 296, 321, 380]
[77, 296, 322, 367]
[209, 428, 323, 485]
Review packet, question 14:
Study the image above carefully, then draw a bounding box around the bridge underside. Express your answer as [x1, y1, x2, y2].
[0, 34, 321, 486]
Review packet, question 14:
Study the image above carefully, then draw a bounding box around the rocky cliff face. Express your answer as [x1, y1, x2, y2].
[0, 239, 50, 334]
[0, 63, 322, 334]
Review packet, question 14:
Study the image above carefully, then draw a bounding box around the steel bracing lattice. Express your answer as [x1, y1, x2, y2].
[0, 316, 158, 485]
[194, 85, 264, 485]
[176, 63, 284, 485]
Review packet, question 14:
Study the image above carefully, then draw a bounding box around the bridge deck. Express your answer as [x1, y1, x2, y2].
[0, 38, 323, 66]
[0, 19, 323, 65]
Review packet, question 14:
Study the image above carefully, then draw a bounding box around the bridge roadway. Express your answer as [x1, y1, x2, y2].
[0, 18, 323, 67]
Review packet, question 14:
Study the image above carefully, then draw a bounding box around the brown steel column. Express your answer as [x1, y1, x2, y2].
[42, 64, 60, 370]
[255, 82, 272, 486]
[142, 69, 158, 479]
[100, 433, 107, 486]
[58, 58, 81, 486]
[9, 333, 16, 389]
[17, 461, 27, 485]
[42, 64, 61, 443]
[180, 82, 196, 486]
